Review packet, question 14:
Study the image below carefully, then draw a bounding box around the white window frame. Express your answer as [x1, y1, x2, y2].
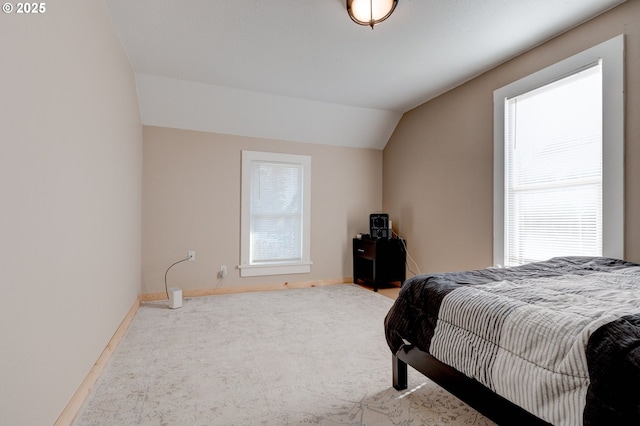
[239, 150, 312, 277]
[493, 35, 624, 266]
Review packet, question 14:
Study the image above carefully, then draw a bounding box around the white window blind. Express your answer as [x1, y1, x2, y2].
[504, 64, 603, 266]
[493, 35, 624, 268]
[250, 160, 303, 263]
[240, 151, 311, 277]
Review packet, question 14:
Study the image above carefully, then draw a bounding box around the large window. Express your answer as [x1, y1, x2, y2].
[240, 151, 312, 277]
[494, 35, 624, 267]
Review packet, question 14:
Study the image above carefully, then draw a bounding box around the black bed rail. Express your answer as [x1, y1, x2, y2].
[393, 344, 552, 426]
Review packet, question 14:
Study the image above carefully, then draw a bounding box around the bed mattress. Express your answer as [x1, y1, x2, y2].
[384, 256, 640, 426]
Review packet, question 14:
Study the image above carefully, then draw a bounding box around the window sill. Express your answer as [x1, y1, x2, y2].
[238, 261, 313, 277]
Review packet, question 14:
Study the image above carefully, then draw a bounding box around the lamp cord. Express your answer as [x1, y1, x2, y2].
[391, 229, 421, 276]
[164, 257, 189, 300]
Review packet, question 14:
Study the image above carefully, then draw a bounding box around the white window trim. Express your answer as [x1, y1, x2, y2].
[239, 150, 312, 277]
[493, 35, 624, 266]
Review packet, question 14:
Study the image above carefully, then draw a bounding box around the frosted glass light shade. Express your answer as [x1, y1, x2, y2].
[347, 0, 397, 28]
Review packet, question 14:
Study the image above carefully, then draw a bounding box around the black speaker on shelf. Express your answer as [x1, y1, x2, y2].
[370, 213, 390, 239]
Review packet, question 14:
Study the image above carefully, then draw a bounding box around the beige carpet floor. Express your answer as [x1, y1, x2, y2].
[73, 284, 495, 425]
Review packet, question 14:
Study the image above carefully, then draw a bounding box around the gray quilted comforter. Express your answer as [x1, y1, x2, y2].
[384, 257, 640, 426]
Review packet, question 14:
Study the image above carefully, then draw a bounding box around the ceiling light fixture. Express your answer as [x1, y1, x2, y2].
[347, 0, 397, 29]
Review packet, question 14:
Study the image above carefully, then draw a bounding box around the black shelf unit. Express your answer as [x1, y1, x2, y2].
[353, 238, 406, 292]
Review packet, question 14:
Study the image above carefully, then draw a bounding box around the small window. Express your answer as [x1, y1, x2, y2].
[240, 151, 312, 277]
[494, 35, 624, 267]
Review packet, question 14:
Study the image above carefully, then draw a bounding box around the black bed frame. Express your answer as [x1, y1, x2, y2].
[393, 344, 552, 426]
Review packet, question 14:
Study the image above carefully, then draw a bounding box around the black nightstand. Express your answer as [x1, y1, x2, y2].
[353, 238, 406, 292]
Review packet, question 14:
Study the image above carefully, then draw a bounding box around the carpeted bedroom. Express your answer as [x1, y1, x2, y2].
[72, 285, 495, 425]
[5, 2, 639, 425]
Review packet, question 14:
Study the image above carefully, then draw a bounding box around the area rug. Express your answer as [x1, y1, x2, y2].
[73, 284, 495, 425]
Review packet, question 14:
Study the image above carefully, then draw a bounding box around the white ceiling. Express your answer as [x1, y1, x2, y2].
[103, 0, 625, 149]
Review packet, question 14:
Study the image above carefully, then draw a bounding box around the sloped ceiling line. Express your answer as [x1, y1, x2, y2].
[105, 0, 627, 149]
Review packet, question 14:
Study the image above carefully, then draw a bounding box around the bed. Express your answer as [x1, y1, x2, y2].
[384, 256, 640, 426]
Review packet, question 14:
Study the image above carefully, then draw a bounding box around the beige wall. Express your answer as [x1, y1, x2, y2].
[383, 1, 640, 274]
[0, 1, 143, 424]
[142, 126, 382, 294]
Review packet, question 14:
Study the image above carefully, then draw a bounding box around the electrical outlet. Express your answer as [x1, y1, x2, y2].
[220, 265, 227, 278]
[188, 251, 195, 261]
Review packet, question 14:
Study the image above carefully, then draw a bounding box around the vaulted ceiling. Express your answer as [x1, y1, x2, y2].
[104, 0, 626, 149]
